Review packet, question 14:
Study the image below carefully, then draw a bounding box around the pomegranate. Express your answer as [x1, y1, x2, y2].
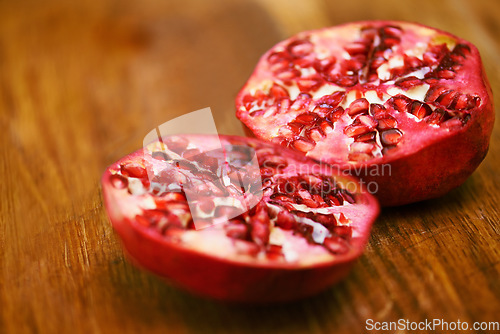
[236, 21, 494, 206]
[101, 135, 379, 303]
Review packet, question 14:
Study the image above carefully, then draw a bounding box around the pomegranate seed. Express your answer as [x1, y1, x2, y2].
[317, 91, 346, 107]
[452, 43, 471, 57]
[319, 119, 334, 134]
[377, 115, 397, 130]
[270, 193, 295, 203]
[270, 83, 289, 99]
[225, 223, 248, 240]
[278, 123, 302, 139]
[395, 76, 421, 89]
[290, 93, 312, 111]
[278, 98, 291, 113]
[326, 106, 345, 122]
[324, 236, 350, 254]
[268, 51, 290, 64]
[335, 75, 358, 87]
[266, 244, 284, 260]
[339, 189, 356, 204]
[369, 103, 387, 118]
[287, 39, 313, 58]
[355, 131, 376, 142]
[426, 108, 447, 125]
[332, 225, 352, 239]
[251, 221, 270, 246]
[276, 67, 301, 82]
[306, 127, 325, 142]
[297, 75, 323, 92]
[121, 162, 148, 179]
[424, 86, 449, 103]
[435, 69, 456, 79]
[380, 128, 403, 146]
[345, 41, 369, 55]
[436, 90, 459, 108]
[249, 109, 265, 117]
[109, 174, 128, 189]
[291, 138, 316, 152]
[356, 115, 378, 129]
[313, 213, 336, 227]
[410, 101, 432, 119]
[347, 98, 369, 116]
[198, 198, 215, 214]
[313, 56, 336, 73]
[387, 94, 411, 113]
[325, 193, 343, 206]
[404, 55, 423, 69]
[165, 137, 189, 154]
[344, 124, 370, 137]
[275, 210, 297, 230]
[294, 112, 318, 125]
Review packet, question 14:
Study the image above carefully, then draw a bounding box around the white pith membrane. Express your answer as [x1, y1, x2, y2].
[236, 22, 482, 164]
[106, 136, 375, 266]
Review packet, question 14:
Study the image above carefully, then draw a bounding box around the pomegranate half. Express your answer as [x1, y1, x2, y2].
[101, 135, 379, 303]
[236, 21, 494, 206]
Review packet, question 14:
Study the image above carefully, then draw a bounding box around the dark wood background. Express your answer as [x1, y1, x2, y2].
[1, 0, 499, 333]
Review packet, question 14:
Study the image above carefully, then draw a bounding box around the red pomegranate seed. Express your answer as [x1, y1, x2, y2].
[294, 112, 318, 125]
[436, 90, 459, 108]
[198, 198, 215, 214]
[426, 108, 447, 125]
[317, 91, 346, 107]
[297, 75, 323, 92]
[369, 103, 387, 118]
[380, 129, 403, 146]
[324, 236, 350, 254]
[275, 210, 296, 230]
[355, 131, 376, 142]
[251, 221, 270, 246]
[225, 222, 248, 240]
[356, 115, 378, 129]
[306, 127, 325, 142]
[291, 138, 316, 152]
[270, 83, 289, 99]
[387, 95, 411, 113]
[120, 162, 148, 179]
[410, 101, 432, 119]
[377, 115, 398, 130]
[344, 124, 370, 137]
[395, 76, 421, 89]
[287, 39, 314, 58]
[109, 173, 128, 189]
[332, 225, 352, 239]
[347, 98, 369, 116]
[278, 123, 302, 139]
[326, 106, 345, 122]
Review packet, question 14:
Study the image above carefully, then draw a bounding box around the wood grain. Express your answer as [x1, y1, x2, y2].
[1, 0, 499, 333]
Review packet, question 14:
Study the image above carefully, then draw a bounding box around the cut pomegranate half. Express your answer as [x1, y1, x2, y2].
[101, 135, 379, 303]
[236, 21, 494, 206]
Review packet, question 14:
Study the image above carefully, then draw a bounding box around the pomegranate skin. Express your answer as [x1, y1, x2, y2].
[112, 216, 356, 303]
[235, 21, 495, 206]
[101, 135, 379, 303]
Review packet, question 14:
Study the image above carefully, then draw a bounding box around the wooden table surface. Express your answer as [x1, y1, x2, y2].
[1, 0, 499, 333]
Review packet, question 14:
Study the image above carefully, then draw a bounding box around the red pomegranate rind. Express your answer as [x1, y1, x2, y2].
[101, 135, 379, 303]
[236, 21, 494, 206]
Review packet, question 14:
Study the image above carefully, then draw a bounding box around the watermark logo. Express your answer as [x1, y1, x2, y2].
[142, 108, 262, 230]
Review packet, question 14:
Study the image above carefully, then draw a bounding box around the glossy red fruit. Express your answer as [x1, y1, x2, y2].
[101, 135, 379, 303]
[236, 21, 494, 206]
